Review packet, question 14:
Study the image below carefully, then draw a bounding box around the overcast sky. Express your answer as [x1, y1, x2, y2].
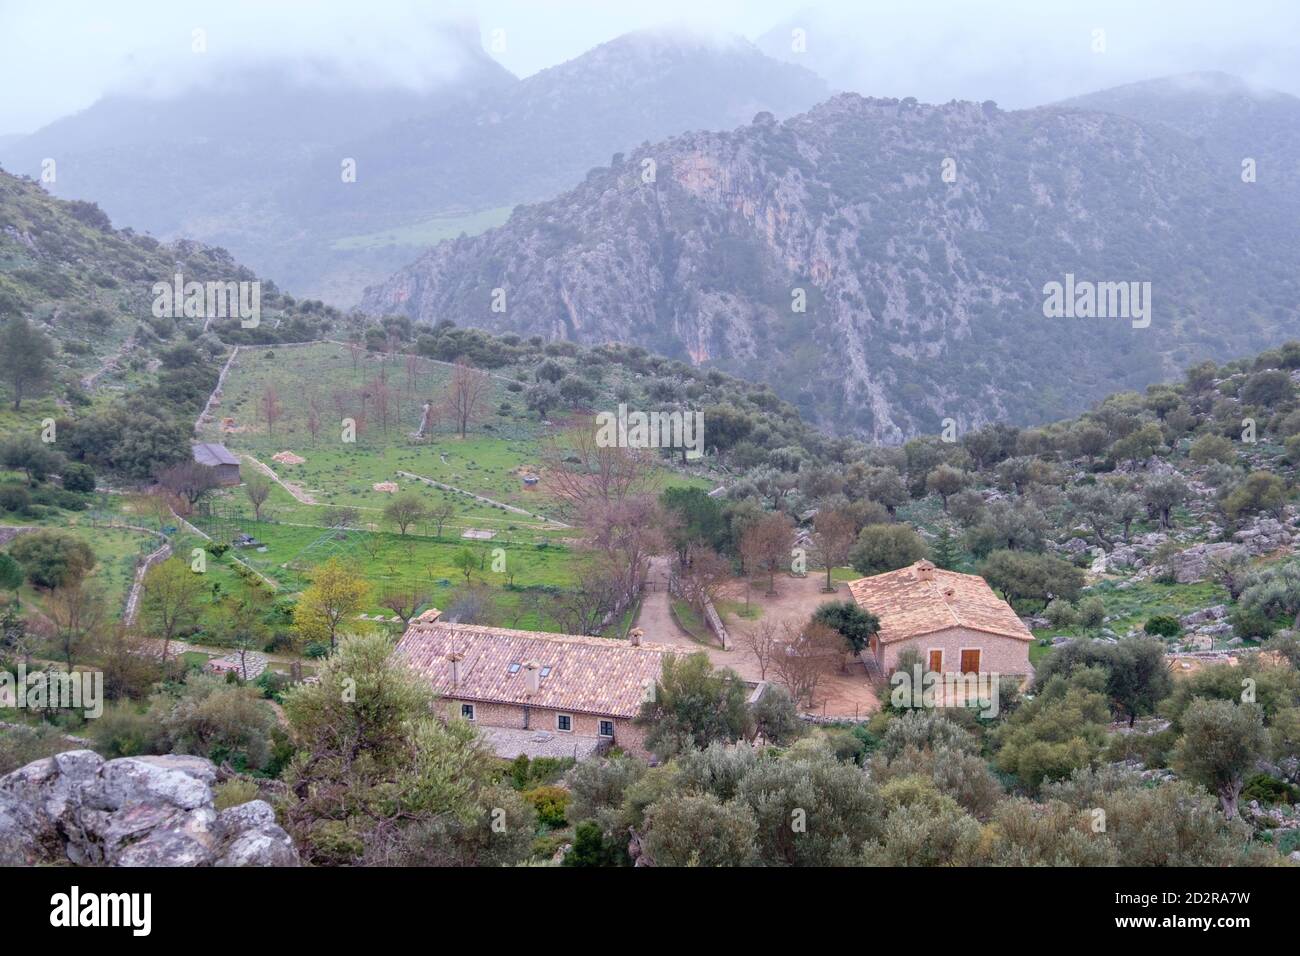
[2, 0, 1298, 135]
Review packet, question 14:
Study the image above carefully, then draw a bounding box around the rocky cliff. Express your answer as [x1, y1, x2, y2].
[363, 89, 1300, 441]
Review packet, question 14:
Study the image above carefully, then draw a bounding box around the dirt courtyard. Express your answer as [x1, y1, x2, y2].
[635, 558, 880, 720]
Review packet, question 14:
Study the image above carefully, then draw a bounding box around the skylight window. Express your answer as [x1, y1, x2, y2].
[508, 663, 520, 674]
[539, 666, 552, 678]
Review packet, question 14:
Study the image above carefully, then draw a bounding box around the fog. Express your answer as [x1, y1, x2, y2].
[2, 0, 1298, 134]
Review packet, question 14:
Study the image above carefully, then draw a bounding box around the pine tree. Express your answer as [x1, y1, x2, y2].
[932, 526, 960, 570]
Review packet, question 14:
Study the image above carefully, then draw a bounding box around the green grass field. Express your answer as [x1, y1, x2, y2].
[330, 206, 514, 250]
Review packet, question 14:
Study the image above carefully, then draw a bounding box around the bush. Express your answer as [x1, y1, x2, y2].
[1241, 773, 1298, 806]
[91, 704, 166, 758]
[60, 463, 96, 493]
[214, 778, 262, 810]
[521, 785, 569, 828]
[9, 529, 96, 588]
[1044, 599, 1077, 628]
[1076, 596, 1107, 629]
[1143, 615, 1181, 638]
[0, 484, 30, 513]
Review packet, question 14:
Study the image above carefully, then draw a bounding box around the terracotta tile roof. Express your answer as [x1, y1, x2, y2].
[847, 560, 1033, 644]
[393, 613, 670, 718]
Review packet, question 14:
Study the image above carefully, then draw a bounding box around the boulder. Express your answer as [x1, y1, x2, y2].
[1181, 604, 1228, 627]
[1233, 518, 1292, 555]
[1166, 542, 1246, 584]
[0, 750, 299, 867]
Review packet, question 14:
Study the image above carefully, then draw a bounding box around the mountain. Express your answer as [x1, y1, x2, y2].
[1059, 72, 1300, 201]
[0, 30, 827, 306]
[0, 168, 352, 405]
[361, 85, 1300, 442]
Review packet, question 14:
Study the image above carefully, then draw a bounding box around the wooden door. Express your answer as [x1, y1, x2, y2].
[960, 649, 981, 674]
[927, 650, 943, 673]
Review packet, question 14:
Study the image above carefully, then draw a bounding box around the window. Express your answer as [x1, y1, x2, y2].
[461, 703, 475, 721]
[539, 666, 552, 678]
[598, 720, 614, 738]
[959, 649, 981, 675]
[556, 714, 572, 732]
[508, 663, 520, 674]
[927, 649, 943, 673]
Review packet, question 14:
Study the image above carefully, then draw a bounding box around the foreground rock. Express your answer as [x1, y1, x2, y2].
[0, 750, 298, 867]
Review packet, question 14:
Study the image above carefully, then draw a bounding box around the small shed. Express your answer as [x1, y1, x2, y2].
[192, 443, 242, 486]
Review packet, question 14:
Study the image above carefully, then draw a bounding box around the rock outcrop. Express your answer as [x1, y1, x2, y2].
[0, 750, 298, 867]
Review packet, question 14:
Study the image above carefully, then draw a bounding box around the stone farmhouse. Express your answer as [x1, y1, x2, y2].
[848, 559, 1033, 678]
[393, 610, 670, 760]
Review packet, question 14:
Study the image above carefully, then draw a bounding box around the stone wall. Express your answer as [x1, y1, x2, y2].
[440, 698, 651, 759]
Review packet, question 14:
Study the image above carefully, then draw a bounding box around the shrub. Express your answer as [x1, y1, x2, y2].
[1241, 773, 1298, 806]
[521, 785, 569, 828]
[1076, 596, 1107, 629]
[9, 529, 96, 588]
[214, 778, 262, 810]
[1044, 598, 1077, 628]
[61, 463, 96, 493]
[0, 484, 31, 513]
[1143, 615, 1181, 638]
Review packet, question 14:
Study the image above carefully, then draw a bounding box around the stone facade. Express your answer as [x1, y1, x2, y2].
[441, 698, 653, 759]
[875, 625, 1031, 677]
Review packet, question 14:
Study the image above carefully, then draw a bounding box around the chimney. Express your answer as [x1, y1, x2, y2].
[524, 661, 540, 696]
[629, 627, 644, 647]
[914, 560, 935, 582]
[416, 607, 442, 624]
[447, 652, 463, 687]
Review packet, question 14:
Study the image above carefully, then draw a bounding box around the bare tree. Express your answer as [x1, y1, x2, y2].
[543, 416, 659, 515]
[441, 358, 491, 439]
[260, 384, 283, 437]
[380, 581, 433, 625]
[157, 461, 219, 509]
[370, 372, 393, 436]
[580, 495, 666, 607]
[552, 562, 622, 635]
[244, 473, 272, 522]
[443, 584, 499, 625]
[772, 620, 841, 708]
[305, 393, 322, 444]
[428, 502, 456, 538]
[321, 505, 359, 529]
[45, 581, 107, 672]
[740, 512, 795, 596]
[677, 544, 732, 614]
[811, 508, 856, 593]
[739, 618, 781, 680]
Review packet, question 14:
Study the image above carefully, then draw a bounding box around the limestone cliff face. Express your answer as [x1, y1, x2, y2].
[363, 94, 1300, 441]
